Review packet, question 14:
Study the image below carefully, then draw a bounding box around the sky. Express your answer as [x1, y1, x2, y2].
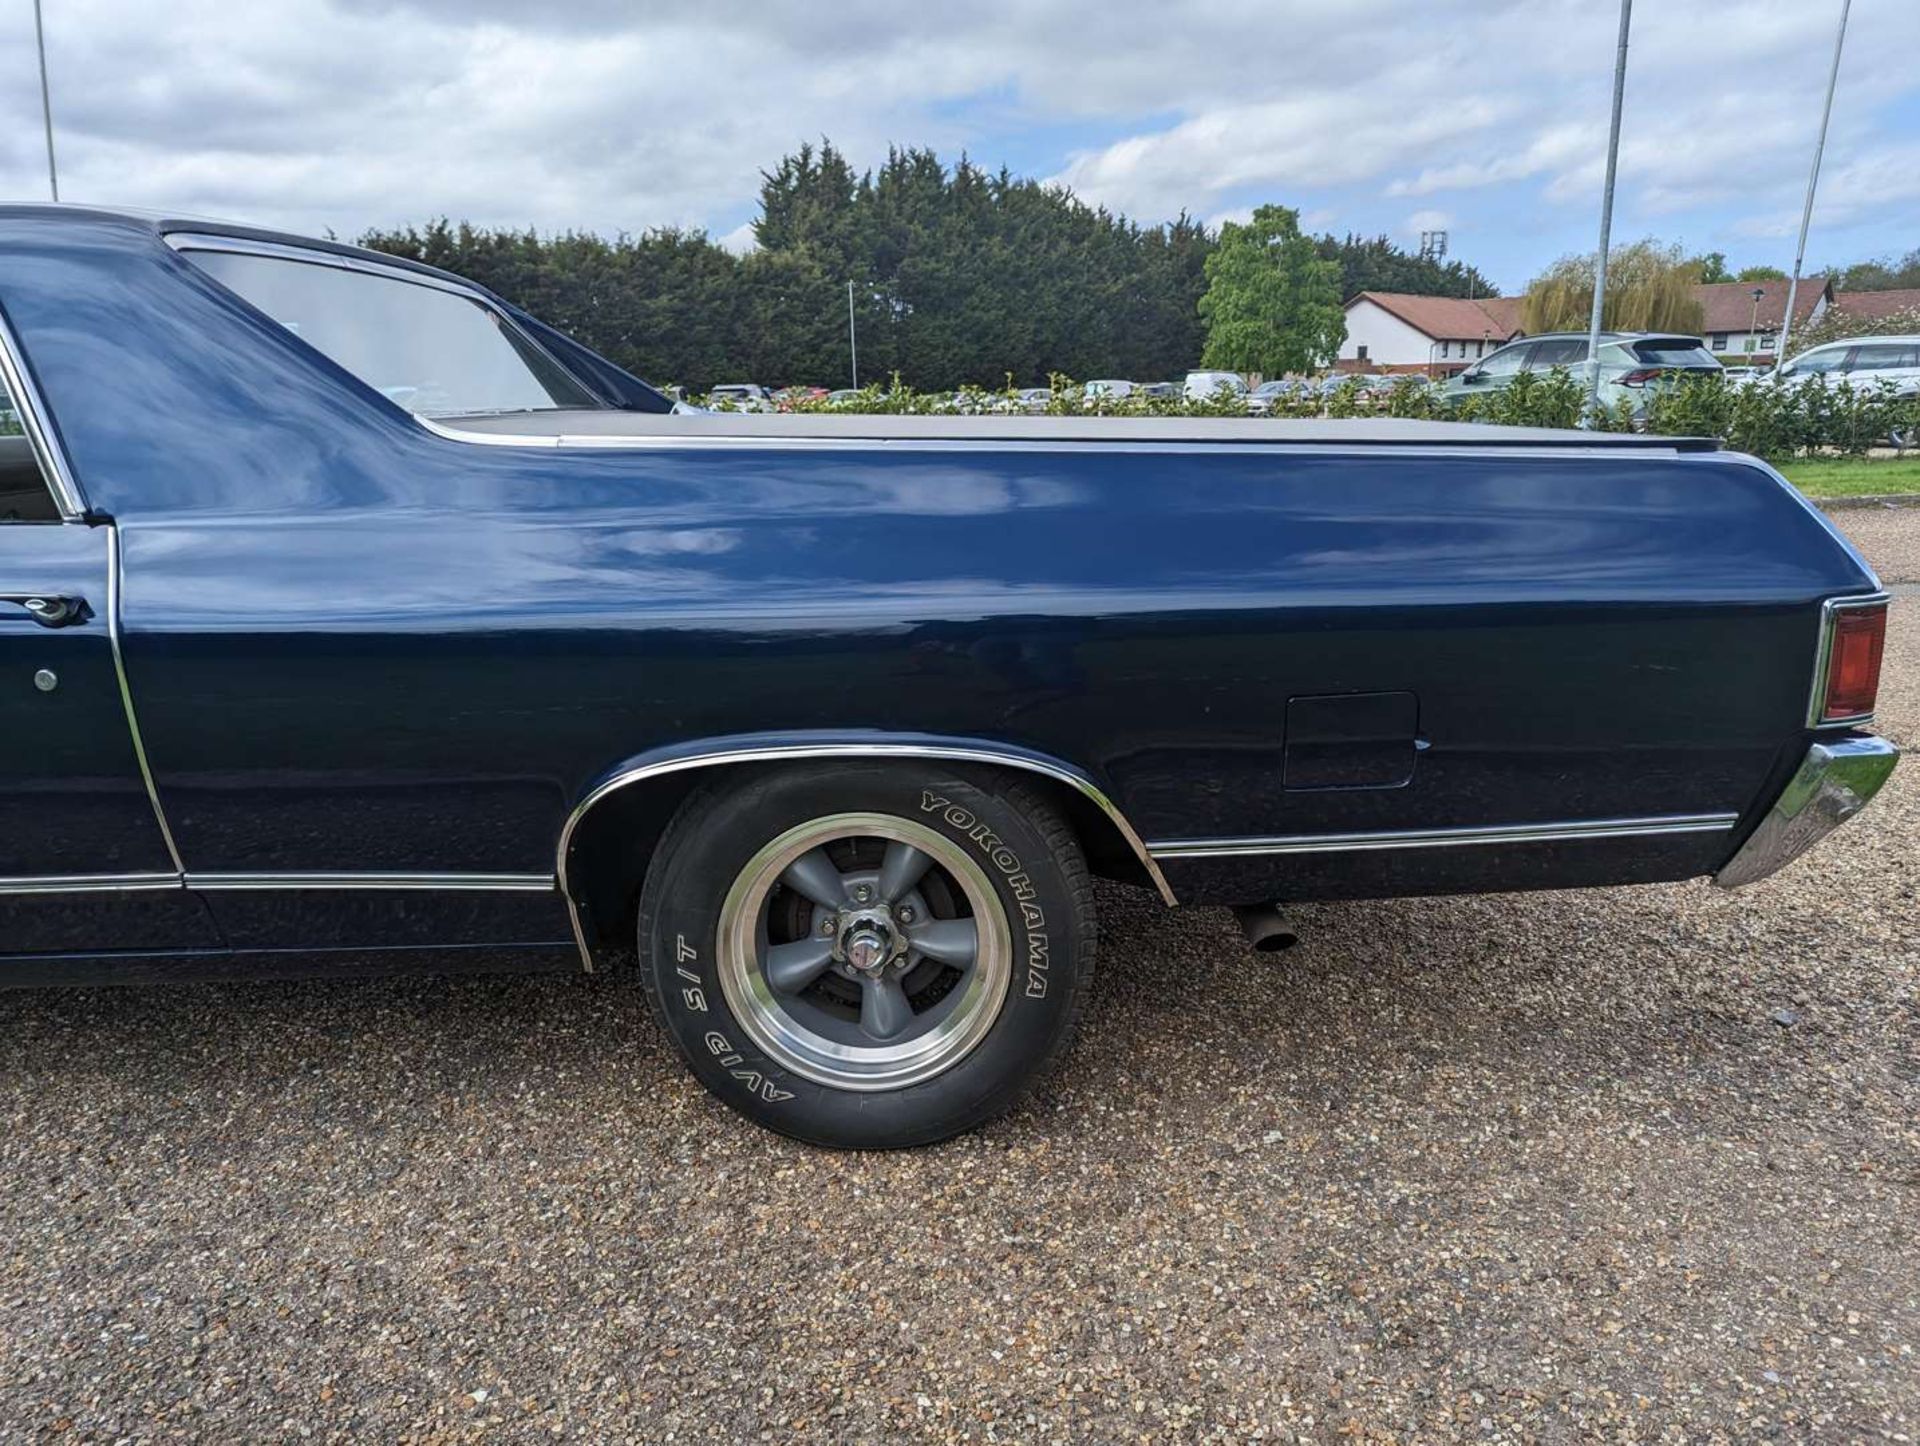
[2, 0, 1915, 294]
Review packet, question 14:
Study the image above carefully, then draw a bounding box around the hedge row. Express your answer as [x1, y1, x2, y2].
[758, 368, 1917, 458]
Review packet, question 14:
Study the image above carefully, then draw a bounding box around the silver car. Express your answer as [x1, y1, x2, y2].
[1441, 332, 1720, 415]
[1769, 336, 1920, 398]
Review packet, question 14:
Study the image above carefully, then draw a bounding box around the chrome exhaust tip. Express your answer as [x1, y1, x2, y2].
[1229, 903, 1298, 954]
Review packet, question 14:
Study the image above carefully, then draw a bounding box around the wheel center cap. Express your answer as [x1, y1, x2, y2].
[835, 904, 906, 974]
[845, 931, 887, 973]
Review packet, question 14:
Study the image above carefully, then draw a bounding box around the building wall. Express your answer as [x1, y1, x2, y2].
[1339, 301, 1439, 367]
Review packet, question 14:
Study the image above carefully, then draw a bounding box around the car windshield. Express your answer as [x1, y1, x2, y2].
[184, 248, 597, 419]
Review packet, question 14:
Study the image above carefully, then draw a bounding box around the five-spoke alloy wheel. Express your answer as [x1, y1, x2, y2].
[638, 764, 1094, 1148]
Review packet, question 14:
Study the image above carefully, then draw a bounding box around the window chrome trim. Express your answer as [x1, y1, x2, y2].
[183, 871, 555, 891]
[1145, 813, 1740, 861]
[555, 741, 1177, 972]
[106, 523, 187, 875]
[1806, 591, 1891, 728]
[413, 415, 1688, 462]
[0, 305, 87, 519]
[164, 232, 483, 300]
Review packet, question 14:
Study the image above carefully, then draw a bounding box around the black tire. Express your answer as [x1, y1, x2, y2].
[636, 762, 1095, 1148]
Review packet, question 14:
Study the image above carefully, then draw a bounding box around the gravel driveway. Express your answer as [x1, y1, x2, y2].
[3, 508, 1916, 1443]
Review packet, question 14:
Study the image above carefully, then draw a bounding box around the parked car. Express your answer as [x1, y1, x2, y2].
[1440, 332, 1721, 415]
[1245, 379, 1296, 415]
[0, 207, 1897, 1150]
[1767, 336, 1920, 398]
[1083, 379, 1135, 406]
[1182, 369, 1247, 403]
[1016, 386, 1052, 413]
[825, 388, 866, 407]
[706, 383, 774, 412]
[773, 385, 828, 411]
[1137, 382, 1179, 402]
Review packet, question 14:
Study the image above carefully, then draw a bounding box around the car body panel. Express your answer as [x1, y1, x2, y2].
[0, 207, 1890, 977]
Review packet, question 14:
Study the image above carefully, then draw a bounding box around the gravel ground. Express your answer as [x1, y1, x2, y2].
[3, 512, 1916, 1443]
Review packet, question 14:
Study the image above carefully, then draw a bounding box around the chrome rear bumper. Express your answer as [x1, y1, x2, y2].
[1714, 735, 1901, 888]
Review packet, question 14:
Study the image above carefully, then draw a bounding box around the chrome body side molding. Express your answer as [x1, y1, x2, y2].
[0, 872, 556, 896]
[0, 872, 181, 895]
[1714, 736, 1899, 888]
[555, 739, 1178, 971]
[1146, 813, 1740, 861]
[184, 871, 555, 891]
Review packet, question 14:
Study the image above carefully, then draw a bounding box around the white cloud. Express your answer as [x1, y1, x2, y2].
[0, 0, 1912, 271]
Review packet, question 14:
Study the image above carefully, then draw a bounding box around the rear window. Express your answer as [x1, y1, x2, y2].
[1630, 339, 1717, 366]
[183, 248, 597, 419]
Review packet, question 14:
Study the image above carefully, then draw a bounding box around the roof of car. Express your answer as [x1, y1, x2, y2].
[0, 203, 486, 295]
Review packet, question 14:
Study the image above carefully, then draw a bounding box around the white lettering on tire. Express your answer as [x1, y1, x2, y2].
[920, 790, 1051, 1000]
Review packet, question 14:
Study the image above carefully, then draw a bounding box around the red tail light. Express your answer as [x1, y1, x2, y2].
[1816, 600, 1887, 724]
[1617, 367, 1662, 386]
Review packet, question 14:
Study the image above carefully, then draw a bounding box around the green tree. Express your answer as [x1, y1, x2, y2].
[1693, 250, 1732, 284]
[1521, 239, 1706, 335]
[1825, 248, 1920, 290]
[1312, 232, 1497, 300]
[1198, 205, 1345, 375]
[1735, 264, 1788, 282]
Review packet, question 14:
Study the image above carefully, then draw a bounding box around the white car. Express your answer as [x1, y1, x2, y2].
[1083, 379, 1135, 405]
[1182, 370, 1247, 403]
[1768, 336, 1920, 398]
[706, 383, 775, 413]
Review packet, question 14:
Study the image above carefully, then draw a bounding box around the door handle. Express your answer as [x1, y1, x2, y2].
[0, 593, 92, 628]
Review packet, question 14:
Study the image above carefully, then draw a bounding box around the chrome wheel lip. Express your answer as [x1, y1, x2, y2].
[716, 811, 1012, 1093]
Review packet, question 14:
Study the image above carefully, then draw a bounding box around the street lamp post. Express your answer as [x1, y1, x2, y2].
[34, 0, 59, 202]
[1584, 0, 1633, 419]
[847, 279, 858, 390]
[1778, 0, 1852, 364]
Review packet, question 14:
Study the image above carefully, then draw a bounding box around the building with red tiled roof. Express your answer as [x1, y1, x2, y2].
[1338, 292, 1525, 375]
[1340, 279, 1837, 373]
[1693, 279, 1829, 364]
[1829, 288, 1920, 324]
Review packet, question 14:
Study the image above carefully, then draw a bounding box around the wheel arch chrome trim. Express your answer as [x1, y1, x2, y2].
[0, 303, 88, 519]
[555, 737, 1177, 971]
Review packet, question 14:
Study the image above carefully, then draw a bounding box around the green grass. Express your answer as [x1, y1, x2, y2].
[1776, 456, 1920, 499]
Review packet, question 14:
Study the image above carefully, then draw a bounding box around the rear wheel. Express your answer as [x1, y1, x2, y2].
[637, 763, 1094, 1148]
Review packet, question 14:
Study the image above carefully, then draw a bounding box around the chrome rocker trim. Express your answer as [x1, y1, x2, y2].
[0, 872, 181, 895]
[1714, 736, 1900, 889]
[1146, 812, 1739, 860]
[555, 740, 1178, 971]
[184, 871, 556, 891]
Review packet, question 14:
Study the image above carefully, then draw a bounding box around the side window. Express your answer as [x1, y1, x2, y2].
[1792, 347, 1848, 376]
[180, 248, 597, 420]
[0, 377, 62, 523]
[1477, 342, 1533, 377]
[1849, 343, 1916, 372]
[1527, 338, 1586, 369]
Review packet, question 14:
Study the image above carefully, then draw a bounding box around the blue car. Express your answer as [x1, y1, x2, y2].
[0, 208, 1897, 1147]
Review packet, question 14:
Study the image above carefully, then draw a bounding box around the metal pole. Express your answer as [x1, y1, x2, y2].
[1777, 0, 1850, 366]
[33, 0, 59, 202]
[1584, 0, 1632, 417]
[847, 280, 858, 390]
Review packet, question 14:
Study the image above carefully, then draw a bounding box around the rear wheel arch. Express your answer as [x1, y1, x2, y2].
[558, 739, 1172, 969]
